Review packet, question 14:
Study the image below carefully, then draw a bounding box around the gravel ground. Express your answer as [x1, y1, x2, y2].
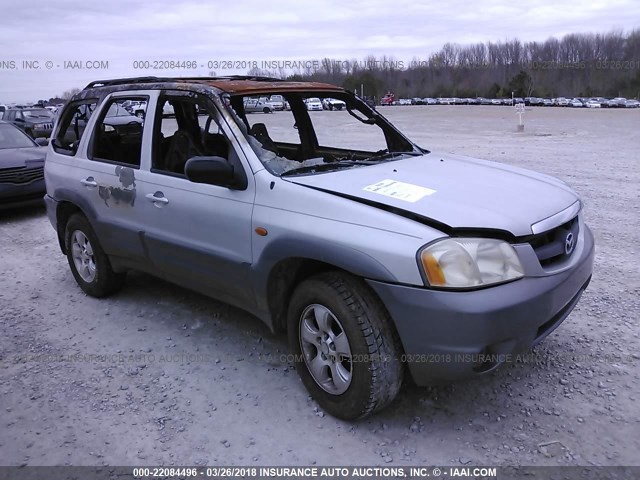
[1, 105, 639, 467]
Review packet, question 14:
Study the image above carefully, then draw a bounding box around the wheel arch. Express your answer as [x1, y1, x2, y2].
[52, 189, 100, 254]
[255, 239, 398, 332]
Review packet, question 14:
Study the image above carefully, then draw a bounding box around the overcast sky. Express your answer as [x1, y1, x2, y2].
[1, 0, 638, 102]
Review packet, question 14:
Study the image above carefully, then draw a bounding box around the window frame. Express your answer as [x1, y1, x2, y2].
[51, 99, 99, 157]
[151, 90, 233, 179]
[86, 94, 150, 169]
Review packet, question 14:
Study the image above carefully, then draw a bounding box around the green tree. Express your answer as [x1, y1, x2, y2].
[507, 70, 532, 97]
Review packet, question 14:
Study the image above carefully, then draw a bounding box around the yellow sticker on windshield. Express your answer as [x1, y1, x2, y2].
[363, 179, 436, 203]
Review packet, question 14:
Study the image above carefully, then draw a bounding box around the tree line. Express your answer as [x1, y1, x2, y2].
[249, 29, 640, 100]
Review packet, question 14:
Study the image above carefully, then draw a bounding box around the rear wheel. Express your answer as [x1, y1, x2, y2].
[287, 272, 403, 420]
[65, 214, 125, 297]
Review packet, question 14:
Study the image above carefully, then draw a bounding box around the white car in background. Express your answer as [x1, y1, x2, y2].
[585, 100, 601, 108]
[322, 98, 346, 110]
[305, 97, 323, 111]
[130, 101, 147, 117]
[569, 99, 584, 108]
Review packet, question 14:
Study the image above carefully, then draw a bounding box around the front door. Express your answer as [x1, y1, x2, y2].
[136, 90, 256, 307]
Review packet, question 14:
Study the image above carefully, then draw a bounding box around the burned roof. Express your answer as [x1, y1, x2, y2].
[196, 79, 343, 95]
[84, 76, 344, 95]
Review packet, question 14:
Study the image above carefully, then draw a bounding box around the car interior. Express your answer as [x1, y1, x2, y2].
[151, 96, 230, 176]
[91, 99, 145, 166]
[228, 92, 414, 171]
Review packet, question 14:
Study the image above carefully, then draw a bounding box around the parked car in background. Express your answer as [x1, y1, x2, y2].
[513, 98, 524, 105]
[423, 98, 437, 105]
[267, 95, 285, 111]
[0, 120, 47, 209]
[127, 101, 147, 117]
[304, 97, 323, 111]
[569, 99, 584, 108]
[322, 98, 346, 110]
[397, 98, 413, 105]
[624, 99, 640, 108]
[606, 97, 627, 108]
[554, 97, 569, 107]
[244, 97, 274, 114]
[0, 105, 7, 119]
[380, 92, 395, 106]
[490, 99, 502, 105]
[3, 107, 55, 139]
[588, 97, 607, 107]
[585, 100, 601, 108]
[478, 97, 491, 105]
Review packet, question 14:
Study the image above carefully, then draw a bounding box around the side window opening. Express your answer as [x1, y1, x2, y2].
[152, 95, 229, 176]
[89, 97, 147, 167]
[52, 100, 97, 156]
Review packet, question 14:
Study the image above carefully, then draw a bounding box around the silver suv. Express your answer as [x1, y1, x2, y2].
[44, 76, 594, 420]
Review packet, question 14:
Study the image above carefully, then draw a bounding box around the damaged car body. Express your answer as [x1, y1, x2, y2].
[44, 76, 595, 420]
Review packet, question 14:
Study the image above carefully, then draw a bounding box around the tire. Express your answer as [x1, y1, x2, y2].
[64, 213, 125, 297]
[263, 107, 271, 114]
[287, 272, 403, 420]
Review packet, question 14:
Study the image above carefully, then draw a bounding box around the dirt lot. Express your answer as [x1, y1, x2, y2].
[1, 106, 639, 467]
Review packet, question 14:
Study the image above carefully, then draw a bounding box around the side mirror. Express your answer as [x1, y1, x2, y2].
[35, 137, 49, 147]
[185, 156, 245, 189]
[14, 117, 24, 122]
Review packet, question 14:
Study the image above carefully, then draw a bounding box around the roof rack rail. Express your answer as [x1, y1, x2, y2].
[84, 75, 285, 90]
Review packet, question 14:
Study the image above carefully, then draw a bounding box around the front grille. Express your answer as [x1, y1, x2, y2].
[0, 166, 44, 185]
[36, 123, 53, 130]
[527, 216, 579, 266]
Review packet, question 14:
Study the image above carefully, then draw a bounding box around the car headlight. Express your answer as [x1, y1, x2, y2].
[419, 238, 524, 289]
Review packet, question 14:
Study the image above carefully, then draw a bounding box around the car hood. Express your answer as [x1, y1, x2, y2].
[285, 152, 579, 237]
[0, 147, 46, 169]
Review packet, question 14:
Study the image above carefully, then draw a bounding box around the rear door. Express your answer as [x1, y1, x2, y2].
[48, 91, 157, 267]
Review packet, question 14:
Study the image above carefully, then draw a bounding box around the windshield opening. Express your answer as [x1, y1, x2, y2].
[223, 91, 420, 176]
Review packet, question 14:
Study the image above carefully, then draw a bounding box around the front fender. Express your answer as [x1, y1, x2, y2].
[250, 234, 398, 315]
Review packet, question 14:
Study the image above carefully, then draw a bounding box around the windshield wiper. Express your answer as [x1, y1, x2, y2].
[281, 160, 376, 177]
[365, 150, 423, 162]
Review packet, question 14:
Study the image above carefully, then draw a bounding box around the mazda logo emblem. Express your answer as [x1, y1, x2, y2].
[565, 232, 575, 255]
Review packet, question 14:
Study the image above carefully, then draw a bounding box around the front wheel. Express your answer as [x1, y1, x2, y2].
[65, 214, 125, 297]
[287, 272, 404, 420]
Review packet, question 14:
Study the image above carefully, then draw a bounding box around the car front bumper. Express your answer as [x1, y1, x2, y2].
[0, 180, 46, 210]
[367, 225, 595, 385]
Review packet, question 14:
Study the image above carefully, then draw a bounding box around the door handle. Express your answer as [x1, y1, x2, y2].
[145, 192, 169, 205]
[80, 177, 97, 188]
